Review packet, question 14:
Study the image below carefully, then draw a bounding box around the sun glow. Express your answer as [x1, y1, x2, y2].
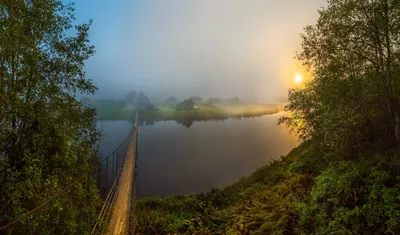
[294, 74, 303, 84]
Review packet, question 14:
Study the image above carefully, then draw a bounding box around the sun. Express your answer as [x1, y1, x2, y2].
[294, 74, 304, 84]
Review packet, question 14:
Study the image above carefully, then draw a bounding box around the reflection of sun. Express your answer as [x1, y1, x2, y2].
[294, 74, 303, 84]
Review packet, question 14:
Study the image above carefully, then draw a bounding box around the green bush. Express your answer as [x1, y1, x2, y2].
[298, 160, 400, 235]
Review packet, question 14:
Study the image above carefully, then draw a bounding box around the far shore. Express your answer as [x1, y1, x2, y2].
[95, 104, 285, 121]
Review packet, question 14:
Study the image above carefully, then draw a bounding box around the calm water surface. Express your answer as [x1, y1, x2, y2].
[97, 112, 298, 198]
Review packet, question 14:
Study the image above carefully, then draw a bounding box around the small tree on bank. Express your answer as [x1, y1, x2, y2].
[125, 90, 137, 105]
[189, 96, 203, 105]
[137, 91, 151, 109]
[165, 96, 178, 107]
[176, 99, 194, 110]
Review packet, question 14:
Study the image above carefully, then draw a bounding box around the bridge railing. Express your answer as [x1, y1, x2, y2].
[95, 124, 135, 198]
[92, 112, 138, 234]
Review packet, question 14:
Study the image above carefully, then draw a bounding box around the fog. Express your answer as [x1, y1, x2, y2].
[71, 0, 326, 102]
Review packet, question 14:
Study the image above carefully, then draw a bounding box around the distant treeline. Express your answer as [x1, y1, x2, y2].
[82, 91, 256, 111]
[81, 91, 152, 110]
[90, 91, 282, 122]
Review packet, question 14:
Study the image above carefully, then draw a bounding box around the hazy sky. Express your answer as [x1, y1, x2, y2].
[70, 0, 326, 102]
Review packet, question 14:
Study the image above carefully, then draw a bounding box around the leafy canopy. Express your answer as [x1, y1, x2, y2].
[0, 0, 101, 234]
[279, 0, 400, 159]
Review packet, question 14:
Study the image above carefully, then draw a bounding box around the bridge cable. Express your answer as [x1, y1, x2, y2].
[91, 145, 128, 234]
[92, 125, 136, 234]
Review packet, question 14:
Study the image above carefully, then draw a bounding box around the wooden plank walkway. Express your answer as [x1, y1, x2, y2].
[104, 123, 137, 235]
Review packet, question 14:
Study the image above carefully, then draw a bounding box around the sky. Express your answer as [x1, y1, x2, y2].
[69, 0, 326, 102]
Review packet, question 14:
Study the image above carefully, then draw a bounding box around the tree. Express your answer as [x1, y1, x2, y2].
[279, 0, 400, 158]
[0, 1, 101, 234]
[125, 90, 137, 105]
[206, 97, 221, 105]
[189, 96, 203, 105]
[137, 91, 151, 108]
[177, 118, 194, 128]
[165, 96, 178, 107]
[176, 99, 194, 110]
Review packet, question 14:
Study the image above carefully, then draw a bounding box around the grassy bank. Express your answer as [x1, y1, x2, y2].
[95, 104, 283, 121]
[134, 140, 400, 234]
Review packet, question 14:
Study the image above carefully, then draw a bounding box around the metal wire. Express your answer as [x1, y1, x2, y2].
[91, 123, 136, 234]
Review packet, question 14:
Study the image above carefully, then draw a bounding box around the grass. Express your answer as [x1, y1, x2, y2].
[134, 141, 317, 234]
[134, 139, 400, 234]
[134, 135, 400, 235]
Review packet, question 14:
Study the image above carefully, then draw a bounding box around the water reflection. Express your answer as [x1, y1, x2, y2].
[130, 113, 267, 128]
[99, 113, 298, 198]
[177, 118, 193, 128]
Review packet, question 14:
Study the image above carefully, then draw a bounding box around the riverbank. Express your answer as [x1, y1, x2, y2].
[134, 141, 315, 234]
[134, 139, 400, 234]
[95, 104, 284, 121]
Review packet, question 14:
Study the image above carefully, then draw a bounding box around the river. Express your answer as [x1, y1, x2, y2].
[96, 112, 298, 198]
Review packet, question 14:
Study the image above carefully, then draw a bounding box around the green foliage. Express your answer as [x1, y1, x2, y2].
[189, 96, 203, 105]
[176, 99, 195, 111]
[206, 97, 222, 105]
[0, 0, 102, 233]
[224, 173, 313, 235]
[279, 0, 400, 159]
[137, 91, 151, 108]
[134, 143, 314, 234]
[273, 2, 400, 233]
[95, 104, 281, 123]
[136, 143, 308, 234]
[136, 141, 400, 235]
[164, 96, 178, 107]
[298, 160, 400, 235]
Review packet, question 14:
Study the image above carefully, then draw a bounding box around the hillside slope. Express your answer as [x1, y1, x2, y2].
[135, 141, 400, 234]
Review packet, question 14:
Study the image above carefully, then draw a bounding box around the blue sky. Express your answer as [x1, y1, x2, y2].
[67, 0, 325, 102]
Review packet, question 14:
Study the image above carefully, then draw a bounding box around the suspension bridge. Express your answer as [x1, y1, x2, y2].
[92, 112, 139, 234]
[0, 112, 140, 235]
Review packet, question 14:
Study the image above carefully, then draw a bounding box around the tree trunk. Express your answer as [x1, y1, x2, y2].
[382, 0, 400, 158]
